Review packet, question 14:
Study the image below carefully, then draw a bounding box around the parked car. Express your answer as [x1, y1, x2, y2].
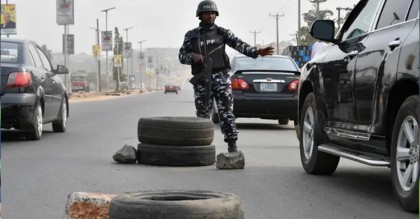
[164, 84, 178, 94]
[211, 55, 300, 125]
[297, 0, 419, 212]
[1, 39, 70, 140]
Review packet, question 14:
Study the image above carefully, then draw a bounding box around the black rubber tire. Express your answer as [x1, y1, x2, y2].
[278, 118, 289, 125]
[109, 190, 244, 219]
[137, 143, 215, 166]
[390, 95, 419, 212]
[25, 102, 42, 140]
[138, 117, 214, 146]
[299, 93, 339, 175]
[211, 107, 219, 124]
[52, 97, 67, 132]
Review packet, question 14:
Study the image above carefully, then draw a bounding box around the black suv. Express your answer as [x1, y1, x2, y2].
[297, 0, 418, 212]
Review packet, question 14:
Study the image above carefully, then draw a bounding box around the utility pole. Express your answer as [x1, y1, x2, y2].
[249, 30, 261, 47]
[101, 7, 116, 92]
[269, 12, 284, 55]
[298, 0, 301, 46]
[89, 19, 101, 92]
[336, 7, 352, 30]
[138, 40, 146, 92]
[309, 0, 327, 20]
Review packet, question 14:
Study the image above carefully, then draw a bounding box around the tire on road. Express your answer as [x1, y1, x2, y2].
[138, 117, 214, 146]
[52, 97, 68, 132]
[137, 143, 215, 166]
[391, 95, 419, 212]
[299, 93, 339, 175]
[25, 101, 43, 140]
[109, 190, 244, 219]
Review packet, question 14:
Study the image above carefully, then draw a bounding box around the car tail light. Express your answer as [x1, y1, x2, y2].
[231, 78, 249, 91]
[288, 79, 299, 91]
[6, 72, 32, 88]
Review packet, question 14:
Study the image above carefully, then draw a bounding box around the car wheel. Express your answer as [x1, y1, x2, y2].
[391, 95, 419, 212]
[109, 190, 243, 219]
[138, 117, 214, 146]
[25, 102, 43, 140]
[278, 118, 289, 125]
[52, 98, 68, 132]
[211, 106, 220, 124]
[137, 143, 215, 166]
[299, 93, 339, 175]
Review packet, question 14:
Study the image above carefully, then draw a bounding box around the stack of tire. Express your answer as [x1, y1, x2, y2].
[137, 117, 215, 166]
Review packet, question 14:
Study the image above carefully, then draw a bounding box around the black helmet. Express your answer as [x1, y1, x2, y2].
[196, 0, 219, 17]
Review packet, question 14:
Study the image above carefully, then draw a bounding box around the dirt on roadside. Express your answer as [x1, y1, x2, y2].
[68, 91, 142, 103]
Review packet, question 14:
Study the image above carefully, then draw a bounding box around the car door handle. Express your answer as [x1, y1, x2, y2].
[344, 50, 359, 62]
[388, 40, 401, 51]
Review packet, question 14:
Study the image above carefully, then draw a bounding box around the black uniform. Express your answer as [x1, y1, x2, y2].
[179, 22, 258, 143]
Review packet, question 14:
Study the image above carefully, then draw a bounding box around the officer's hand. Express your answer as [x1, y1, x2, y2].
[191, 53, 204, 64]
[257, 46, 274, 56]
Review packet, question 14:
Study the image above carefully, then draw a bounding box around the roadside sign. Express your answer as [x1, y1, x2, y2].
[114, 55, 122, 67]
[1, 4, 17, 35]
[123, 42, 132, 58]
[56, 0, 74, 25]
[101, 31, 112, 51]
[63, 34, 74, 55]
[92, 44, 101, 60]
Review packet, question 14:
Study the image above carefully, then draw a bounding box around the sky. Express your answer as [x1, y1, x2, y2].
[1, 0, 359, 55]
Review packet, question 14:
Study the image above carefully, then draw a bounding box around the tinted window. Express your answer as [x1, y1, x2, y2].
[376, 0, 412, 29]
[234, 57, 298, 72]
[36, 46, 52, 71]
[407, 0, 419, 20]
[0, 42, 20, 63]
[342, 0, 382, 40]
[28, 44, 43, 68]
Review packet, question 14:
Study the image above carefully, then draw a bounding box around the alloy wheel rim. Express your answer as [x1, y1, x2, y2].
[37, 105, 43, 137]
[302, 107, 314, 159]
[396, 115, 419, 192]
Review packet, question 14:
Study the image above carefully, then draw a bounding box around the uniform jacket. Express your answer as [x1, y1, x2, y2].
[179, 22, 258, 75]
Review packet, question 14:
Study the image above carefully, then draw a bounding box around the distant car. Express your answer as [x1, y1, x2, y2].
[297, 0, 419, 212]
[212, 55, 300, 125]
[164, 84, 178, 94]
[1, 39, 70, 140]
[71, 74, 89, 92]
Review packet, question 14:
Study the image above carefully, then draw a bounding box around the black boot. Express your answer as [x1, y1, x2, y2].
[227, 140, 238, 153]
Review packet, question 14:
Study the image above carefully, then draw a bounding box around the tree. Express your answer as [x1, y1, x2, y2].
[298, 4, 334, 45]
[41, 44, 53, 61]
[112, 27, 125, 92]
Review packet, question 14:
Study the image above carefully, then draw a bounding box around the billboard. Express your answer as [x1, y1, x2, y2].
[62, 34, 74, 55]
[123, 42, 132, 58]
[114, 55, 122, 67]
[1, 4, 17, 35]
[56, 0, 74, 25]
[101, 31, 112, 51]
[92, 44, 101, 60]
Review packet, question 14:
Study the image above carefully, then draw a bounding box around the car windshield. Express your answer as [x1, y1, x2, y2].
[233, 56, 298, 72]
[71, 76, 86, 82]
[1, 41, 20, 64]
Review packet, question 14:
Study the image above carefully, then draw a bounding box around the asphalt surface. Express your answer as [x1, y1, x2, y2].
[1, 84, 418, 218]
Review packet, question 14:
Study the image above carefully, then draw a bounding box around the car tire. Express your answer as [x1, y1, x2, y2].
[137, 143, 215, 166]
[109, 190, 244, 219]
[299, 93, 339, 175]
[25, 102, 43, 140]
[52, 98, 68, 132]
[138, 117, 214, 146]
[278, 118, 289, 125]
[390, 95, 419, 212]
[211, 106, 220, 124]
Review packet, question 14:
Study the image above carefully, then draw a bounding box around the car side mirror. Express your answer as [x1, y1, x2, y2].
[310, 20, 336, 43]
[55, 65, 69, 74]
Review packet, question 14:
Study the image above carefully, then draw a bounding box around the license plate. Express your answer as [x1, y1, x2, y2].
[260, 83, 277, 92]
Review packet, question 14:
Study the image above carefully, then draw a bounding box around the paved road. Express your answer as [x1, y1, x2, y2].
[1, 85, 417, 218]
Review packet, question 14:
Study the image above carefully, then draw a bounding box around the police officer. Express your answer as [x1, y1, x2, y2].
[179, 0, 273, 153]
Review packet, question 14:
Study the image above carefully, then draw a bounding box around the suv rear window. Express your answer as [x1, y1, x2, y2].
[1, 42, 20, 63]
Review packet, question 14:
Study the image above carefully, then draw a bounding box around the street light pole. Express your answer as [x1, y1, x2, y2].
[138, 40, 146, 92]
[89, 19, 101, 92]
[123, 27, 134, 89]
[101, 7, 115, 92]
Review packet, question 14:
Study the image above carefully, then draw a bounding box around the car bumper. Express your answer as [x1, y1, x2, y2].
[233, 95, 297, 119]
[1, 93, 37, 130]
